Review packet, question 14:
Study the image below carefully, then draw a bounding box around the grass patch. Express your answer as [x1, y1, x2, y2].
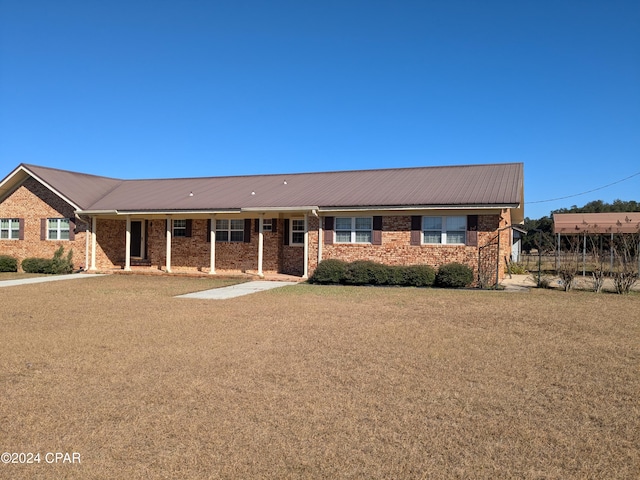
[1, 275, 639, 479]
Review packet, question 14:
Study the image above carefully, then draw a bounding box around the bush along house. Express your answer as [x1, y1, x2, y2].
[0, 163, 524, 283]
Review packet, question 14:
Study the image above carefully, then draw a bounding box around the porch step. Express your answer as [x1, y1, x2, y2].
[130, 259, 152, 267]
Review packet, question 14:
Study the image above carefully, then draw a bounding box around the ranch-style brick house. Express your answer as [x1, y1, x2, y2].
[0, 163, 524, 282]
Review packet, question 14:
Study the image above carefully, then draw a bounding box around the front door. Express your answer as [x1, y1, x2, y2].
[130, 221, 143, 258]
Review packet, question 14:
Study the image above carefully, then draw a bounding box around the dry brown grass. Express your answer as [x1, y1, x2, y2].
[1, 276, 639, 479]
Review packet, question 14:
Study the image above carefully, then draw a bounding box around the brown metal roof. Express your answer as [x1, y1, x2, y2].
[22, 164, 122, 209]
[11, 162, 523, 213]
[554, 213, 640, 234]
[84, 163, 523, 212]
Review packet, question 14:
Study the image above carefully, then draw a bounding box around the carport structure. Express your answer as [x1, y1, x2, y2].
[553, 212, 640, 275]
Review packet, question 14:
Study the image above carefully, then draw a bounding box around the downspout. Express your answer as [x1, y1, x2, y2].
[312, 210, 321, 268]
[257, 214, 264, 278]
[165, 216, 172, 273]
[303, 212, 309, 279]
[91, 216, 97, 271]
[125, 215, 132, 271]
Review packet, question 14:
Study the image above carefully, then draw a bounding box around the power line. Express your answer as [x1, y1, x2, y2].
[527, 170, 640, 204]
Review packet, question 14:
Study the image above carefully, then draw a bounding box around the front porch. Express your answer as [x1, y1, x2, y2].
[86, 214, 314, 279]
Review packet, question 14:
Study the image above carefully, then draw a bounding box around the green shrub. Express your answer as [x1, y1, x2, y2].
[507, 262, 528, 275]
[344, 260, 389, 285]
[309, 259, 349, 284]
[22, 247, 74, 275]
[22, 257, 54, 274]
[51, 246, 73, 274]
[311, 261, 438, 287]
[0, 255, 18, 272]
[402, 265, 436, 287]
[386, 266, 407, 286]
[435, 262, 474, 288]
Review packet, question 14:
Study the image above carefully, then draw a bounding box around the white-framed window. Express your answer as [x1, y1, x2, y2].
[262, 218, 273, 232]
[216, 219, 244, 242]
[48, 218, 70, 240]
[173, 219, 187, 237]
[290, 218, 305, 245]
[422, 216, 466, 244]
[335, 217, 372, 243]
[0, 218, 20, 239]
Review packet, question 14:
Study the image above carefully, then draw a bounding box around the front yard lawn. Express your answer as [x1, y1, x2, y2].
[1, 275, 638, 479]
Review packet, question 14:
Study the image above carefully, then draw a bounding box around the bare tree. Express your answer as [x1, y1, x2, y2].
[556, 235, 580, 292]
[585, 232, 607, 293]
[611, 230, 639, 294]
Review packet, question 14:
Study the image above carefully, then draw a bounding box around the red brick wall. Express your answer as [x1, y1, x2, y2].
[93, 219, 125, 269]
[89, 212, 512, 281]
[309, 213, 510, 281]
[95, 218, 284, 273]
[0, 178, 88, 271]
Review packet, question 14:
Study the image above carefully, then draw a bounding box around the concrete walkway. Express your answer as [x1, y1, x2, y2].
[500, 274, 536, 292]
[0, 273, 106, 288]
[176, 280, 299, 299]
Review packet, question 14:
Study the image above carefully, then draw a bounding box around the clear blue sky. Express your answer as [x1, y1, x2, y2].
[1, 0, 638, 219]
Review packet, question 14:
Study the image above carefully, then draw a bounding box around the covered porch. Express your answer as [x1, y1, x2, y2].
[82, 210, 318, 279]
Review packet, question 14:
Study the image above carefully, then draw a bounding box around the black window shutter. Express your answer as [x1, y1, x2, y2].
[410, 216, 422, 246]
[283, 219, 290, 246]
[466, 215, 478, 246]
[185, 219, 192, 238]
[206, 219, 211, 242]
[69, 219, 75, 241]
[41, 219, 47, 240]
[254, 219, 259, 232]
[271, 218, 278, 233]
[372, 216, 383, 245]
[324, 216, 334, 245]
[18, 218, 24, 240]
[244, 219, 251, 243]
[466, 231, 478, 247]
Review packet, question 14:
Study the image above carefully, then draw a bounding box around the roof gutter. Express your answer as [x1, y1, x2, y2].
[318, 204, 520, 213]
[77, 209, 242, 216]
[241, 206, 320, 213]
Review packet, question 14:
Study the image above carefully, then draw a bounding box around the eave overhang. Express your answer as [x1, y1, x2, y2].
[318, 203, 520, 213]
[0, 165, 80, 210]
[20, 165, 83, 210]
[77, 203, 520, 217]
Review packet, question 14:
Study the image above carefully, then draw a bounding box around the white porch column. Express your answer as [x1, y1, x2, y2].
[84, 218, 90, 271]
[303, 213, 309, 279]
[257, 214, 264, 277]
[165, 217, 172, 273]
[125, 216, 132, 271]
[209, 214, 216, 274]
[90, 216, 97, 271]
